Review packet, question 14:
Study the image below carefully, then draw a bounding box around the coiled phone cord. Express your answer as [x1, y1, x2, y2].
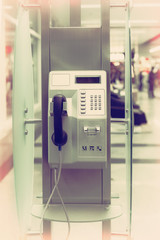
[54, 168, 71, 240]
[40, 148, 70, 240]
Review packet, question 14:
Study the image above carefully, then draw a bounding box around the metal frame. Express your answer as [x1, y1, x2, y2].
[125, 2, 133, 235]
[41, 1, 111, 195]
[110, 1, 133, 237]
[41, 1, 51, 238]
[23, 0, 132, 238]
[41, 0, 111, 239]
[111, 1, 133, 236]
[40, 0, 133, 239]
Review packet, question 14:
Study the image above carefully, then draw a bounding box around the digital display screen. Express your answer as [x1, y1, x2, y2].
[76, 76, 100, 84]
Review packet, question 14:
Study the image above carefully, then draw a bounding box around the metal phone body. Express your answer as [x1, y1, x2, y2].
[48, 70, 107, 169]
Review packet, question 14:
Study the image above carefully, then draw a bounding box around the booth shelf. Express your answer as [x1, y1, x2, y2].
[32, 204, 122, 223]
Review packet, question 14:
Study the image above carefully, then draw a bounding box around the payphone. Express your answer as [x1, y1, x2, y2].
[48, 70, 107, 169]
[12, 1, 127, 239]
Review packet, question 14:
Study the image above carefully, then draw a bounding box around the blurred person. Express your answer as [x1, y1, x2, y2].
[138, 71, 143, 91]
[148, 67, 155, 98]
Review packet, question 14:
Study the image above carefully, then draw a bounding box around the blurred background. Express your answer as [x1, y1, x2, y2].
[1, 0, 160, 239]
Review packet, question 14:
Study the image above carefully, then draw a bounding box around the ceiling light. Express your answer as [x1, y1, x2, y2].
[110, 53, 124, 62]
[131, 20, 159, 24]
[131, 29, 146, 34]
[4, 6, 13, 10]
[149, 46, 160, 53]
[134, 3, 160, 8]
[82, 3, 160, 8]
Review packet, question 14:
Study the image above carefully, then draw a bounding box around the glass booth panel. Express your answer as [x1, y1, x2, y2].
[50, 0, 70, 27]
[81, 0, 101, 27]
[50, 0, 101, 27]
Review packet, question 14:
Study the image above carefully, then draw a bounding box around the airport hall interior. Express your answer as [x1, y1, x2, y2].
[1, 0, 160, 240]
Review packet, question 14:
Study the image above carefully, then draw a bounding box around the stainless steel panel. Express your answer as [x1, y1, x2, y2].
[51, 169, 102, 204]
[50, 27, 101, 71]
[41, 0, 111, 238]
[101, 0, 111, 205]
[42, 0, 110, 208]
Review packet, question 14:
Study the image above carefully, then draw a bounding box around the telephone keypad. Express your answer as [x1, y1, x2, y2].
[80, 90, 105, 115]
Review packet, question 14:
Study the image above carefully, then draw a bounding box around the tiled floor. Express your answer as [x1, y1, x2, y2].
[1, 89, 160, 240]
[111, 88, 160, 240]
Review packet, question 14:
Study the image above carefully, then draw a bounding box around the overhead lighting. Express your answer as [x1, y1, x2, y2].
[4, 6, 13, 10]
[149, 46, 160, 53]
[110, 53, 125, 62]
[113, 62, 120, 66]
[131, 29, 146, 34]
[134, 3, 160, 8]
[111, 46, 124, 53]
[82, 3, 160, 8]
[131, 20, 159, 24]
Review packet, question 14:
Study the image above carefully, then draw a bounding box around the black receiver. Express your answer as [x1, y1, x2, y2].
[51, 94, 68, 147]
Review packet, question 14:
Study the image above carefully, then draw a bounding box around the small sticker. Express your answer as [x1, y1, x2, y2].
[97, 146, 102, 151]
[82, 146, 87, 151]
[89, 146, 95, 151]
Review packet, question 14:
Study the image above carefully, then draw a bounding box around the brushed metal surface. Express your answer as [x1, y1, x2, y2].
[50, 27, 101, 71]
[51, 169, 102, 204]
[42, 0, 111, 207]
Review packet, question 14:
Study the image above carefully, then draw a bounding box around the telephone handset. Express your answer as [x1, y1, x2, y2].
[51, 94, 68, 148]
